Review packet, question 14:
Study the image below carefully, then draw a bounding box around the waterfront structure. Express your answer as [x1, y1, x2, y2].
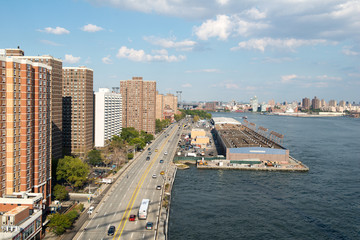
[205, 102, 217, 111]
[94, 88, 122, 147]
[156, 92, 178, 122]
[0, 55, 51, 239]
[15, 54, 63, 161]
[302, 97, 310, 109]
[312, 96, 321, 109]
[120, 77, 156, 134]
[250, 96, 258, 112]
[63, 67, 94, 156]
[212, 117, 290, 163]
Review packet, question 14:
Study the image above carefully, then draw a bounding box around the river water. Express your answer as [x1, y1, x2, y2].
[169, 112, 360, 240]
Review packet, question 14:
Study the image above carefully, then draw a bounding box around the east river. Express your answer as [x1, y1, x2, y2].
[169, 112, 360, 240]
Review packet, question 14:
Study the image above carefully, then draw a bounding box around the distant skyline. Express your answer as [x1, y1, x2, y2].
[1, 0, 359, 103]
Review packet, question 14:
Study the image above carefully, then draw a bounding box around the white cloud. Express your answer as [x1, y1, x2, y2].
[82, 24, 104, 32]
[216, 0, 229, 6]
[316, 75, 342, 81]
[210, 80, 240, 89]
[39, 27, 70, 35]
[194, 15, 233, 40]
[102, 55, 112, 64]
[193, 12, 269, 40]
[144, 36, 197, 51]
[281, 74, 298, 83]
[182, 83, 192, 88]
[64, 54, 81, 64]
[186, 69, 220, 73]
[231, 38, 328, 52]
[40, 40, 62, 46]
[244, 7, 267, 20]
[116, 46, 186, 62]
[342, 46, 359, 56]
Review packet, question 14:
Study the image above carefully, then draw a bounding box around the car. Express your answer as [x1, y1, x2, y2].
[148, 148, 151, 151]
[159, 160, 164, 163]
[146, 156, 150, 161]
[155, 149, 158, 152]
[148, 152, 152, 155]
[107, 225, 115, 236]
[160, 171, 165, 175]
[146, 222, 153, 230]
[129, 215, 136, 221]
[164, 151, 168, 155]
[87, 206, 94, 214]
[152, 174, 157, 178]
[156, 185, 161, 190]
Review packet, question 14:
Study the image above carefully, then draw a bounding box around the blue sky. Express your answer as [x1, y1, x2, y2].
[1, 0, 360, 103]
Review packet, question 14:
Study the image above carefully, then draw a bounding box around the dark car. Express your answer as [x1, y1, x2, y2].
[129, 215, 136, 221]
[146, 156, 150, 161]
[148, 148, 151, 151]
[159, 160, 164, 163]
[146, 222, 153, 230]
[107, 225, 115, 236]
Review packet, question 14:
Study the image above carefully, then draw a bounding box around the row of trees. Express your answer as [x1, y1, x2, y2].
[179, 109, 212, 119]
[155, 119, 171, 133]
[48, 205, 83, 235]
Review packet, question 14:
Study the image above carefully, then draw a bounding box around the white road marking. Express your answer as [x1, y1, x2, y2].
[104, 212, 107, 216]
[131, 233, 134, 238]
[143, 233, 145, 238]
[96, 224, 99, 229]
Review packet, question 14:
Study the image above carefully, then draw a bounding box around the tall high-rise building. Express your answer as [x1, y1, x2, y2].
[94, 88, 122, 147]
[156, 92, 177, 121]
[311, 96, 320, 109]
[0, 55, 52, 206]
[329, 99, 337, 107]
[120, 77, 156, 134]
[16, 55, 63, 161]
[302, 97, 310, 109]
[62, 67, 94, 157]
[250, 96, 258, 112]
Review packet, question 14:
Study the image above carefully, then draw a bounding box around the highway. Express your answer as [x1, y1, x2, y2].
[77, 122, 181, 240]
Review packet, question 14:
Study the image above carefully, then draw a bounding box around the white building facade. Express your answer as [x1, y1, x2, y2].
[95, 88, 122, 147]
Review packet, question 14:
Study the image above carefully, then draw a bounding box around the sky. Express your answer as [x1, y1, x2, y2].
[1, 0, 360, 103]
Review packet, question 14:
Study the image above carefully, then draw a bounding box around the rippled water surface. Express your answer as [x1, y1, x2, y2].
[169, 113, 360, 240]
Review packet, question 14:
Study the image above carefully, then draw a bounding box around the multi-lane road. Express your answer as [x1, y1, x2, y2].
[77, 122, 181, 240]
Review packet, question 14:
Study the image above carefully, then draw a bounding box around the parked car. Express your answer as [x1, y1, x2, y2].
[146, 156, 150, 161]
[156, 185, 161, 190]
[160, 171, 165, 175]
[152, 174, 157, 178]
[87, 206, 94, 214]
[129, 215, 136, 221]
[164, 151, 168, 155]
[159, 160, 164, 163]
[107, 226, 115, 236]
[146, 222, 153, 230]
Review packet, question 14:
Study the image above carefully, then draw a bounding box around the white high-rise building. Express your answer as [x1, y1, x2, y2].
[95, 88, 122, 147]
[250, 96, 258, 112]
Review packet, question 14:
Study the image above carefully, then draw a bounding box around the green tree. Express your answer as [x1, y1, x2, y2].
[53, 184, 69, 201]
[56, 156, 89, 189]
[129, 137, 146, 150]
[121, 127, 139, 142]
[140, 131, 154, 143]
[87, 149, 102, 166]
[65, 210, 79, 223]
[127, 153, 134, 160]
[193, 115, 200, 122]
[48, 213, 72, 235]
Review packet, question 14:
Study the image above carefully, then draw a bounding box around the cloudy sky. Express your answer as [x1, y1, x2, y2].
[1, 0, 360, 103]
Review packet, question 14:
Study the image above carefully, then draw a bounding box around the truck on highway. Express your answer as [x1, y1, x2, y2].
[102, 178, 113, 184]
[186, 152, 197, 157]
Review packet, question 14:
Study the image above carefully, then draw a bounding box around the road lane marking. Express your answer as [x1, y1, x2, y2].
[96, 224, 99, 229]
[113, 126, 178, 240]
